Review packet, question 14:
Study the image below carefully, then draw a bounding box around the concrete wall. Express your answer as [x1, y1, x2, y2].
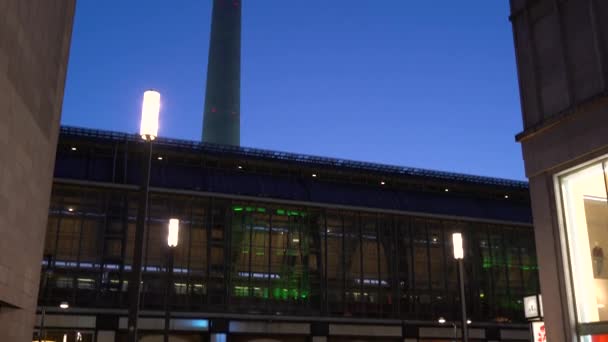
[510, 0, 608, 340]
[0, 0, 75, 340]
[510, 0, 608, 131]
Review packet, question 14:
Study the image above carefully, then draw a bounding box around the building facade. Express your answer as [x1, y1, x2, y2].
[510, 0, 608, 340]
[0, 1, 75, 341]
[37, 127, 538, 341]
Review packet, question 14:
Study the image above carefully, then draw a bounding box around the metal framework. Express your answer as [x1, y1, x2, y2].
[60, 126, 529, 189]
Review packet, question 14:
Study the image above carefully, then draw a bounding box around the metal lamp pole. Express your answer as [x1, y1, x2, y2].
[164, 219, 180, 342]
[38, 254, 53, 342]
[453, 233, 469, 342]
[128, 90, 161, 342]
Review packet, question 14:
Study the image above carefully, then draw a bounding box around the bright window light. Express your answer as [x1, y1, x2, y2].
[140, 90, 160, 141]
[59, 301, 69, 309]
[438, 317, 446, 324]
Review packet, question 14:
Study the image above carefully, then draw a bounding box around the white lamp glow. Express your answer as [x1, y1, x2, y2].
[167, 218, 179, 247]
[59, 301, 69, 309]
[438, 317, 446, 324]
[140, 90, 160, 141]
[452, 232, 464, 259]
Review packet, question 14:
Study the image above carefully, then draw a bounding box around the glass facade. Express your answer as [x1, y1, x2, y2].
[40, 184, 538, 323]
[557, 156, 608, 326]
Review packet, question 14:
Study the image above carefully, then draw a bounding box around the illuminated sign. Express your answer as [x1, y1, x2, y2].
[524, 294, 543, 319]
[531, 321, 546, 342]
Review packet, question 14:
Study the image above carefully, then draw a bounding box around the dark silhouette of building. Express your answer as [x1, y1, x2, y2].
[36, 126, 538, 341]
[202, 0, 242, 146]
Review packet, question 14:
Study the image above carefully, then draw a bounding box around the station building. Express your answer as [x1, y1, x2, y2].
[36, 126, 538, 342]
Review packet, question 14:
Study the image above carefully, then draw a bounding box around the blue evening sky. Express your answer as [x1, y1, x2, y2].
[61, 1, 526, 180]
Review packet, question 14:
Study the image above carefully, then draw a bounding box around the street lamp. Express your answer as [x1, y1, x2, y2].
[164, 218, 179, 342]
[438, 316, 472, 342]
[452, 232, 469, 342]
[128, 90, 160, 342]
[438, 316, 456, 341]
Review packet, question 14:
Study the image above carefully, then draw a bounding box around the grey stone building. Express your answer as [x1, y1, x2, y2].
[0, 0, 75, 340]
[510, 0, 608, 340]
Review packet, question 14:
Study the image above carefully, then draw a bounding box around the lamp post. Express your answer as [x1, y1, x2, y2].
[128, 90, 160, 342]
[164, 218, 179, 342]
[438, 317, 472, 342]
[38, 254, 53, 342]
[438, 317, 457, 342]
[452, 232, 469, 342]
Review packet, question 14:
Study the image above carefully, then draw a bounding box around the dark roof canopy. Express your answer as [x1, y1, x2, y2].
[55, 126, 532, 224]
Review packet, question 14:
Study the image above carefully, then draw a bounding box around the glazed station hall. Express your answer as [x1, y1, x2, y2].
[35, 125, 537, 342]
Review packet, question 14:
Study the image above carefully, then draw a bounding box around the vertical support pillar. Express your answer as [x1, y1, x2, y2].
[311, 322, 329, 342]
[210, 319, 229, 342]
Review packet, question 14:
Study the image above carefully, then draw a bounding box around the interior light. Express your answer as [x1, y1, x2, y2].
[157, 156, 163, 160]
[504, 195, 509, 199]
[292, 238, 300, 243]
[380, 181, 386, 185]
[71, 147, 77, 151]
[467, 319, 472, 324]
[312, 173, 317, 177]
[140, 90, 160, 141]
[59, 301, 69, 309]
[238, 165, 243, 169]
[452, 233, 464, 259]
[438, 317, 446, 324]
[444, 188, 449, 192]
[67, 207, 74, 212]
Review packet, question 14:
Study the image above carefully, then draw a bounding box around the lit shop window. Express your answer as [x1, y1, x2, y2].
[558, 157, 608, 323]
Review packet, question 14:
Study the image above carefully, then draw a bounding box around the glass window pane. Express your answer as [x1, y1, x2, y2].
[558, 159, 608, 323]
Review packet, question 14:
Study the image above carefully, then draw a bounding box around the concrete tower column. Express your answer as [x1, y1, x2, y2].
[202, 0, 242, 146]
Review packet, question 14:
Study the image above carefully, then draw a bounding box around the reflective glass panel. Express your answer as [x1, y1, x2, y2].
[558, 157, 608, 323]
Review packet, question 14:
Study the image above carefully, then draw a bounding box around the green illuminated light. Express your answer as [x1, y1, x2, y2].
[257, 208, 266, 213]
[276, 209, 286, 215]
[233, 206, 244, 212]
